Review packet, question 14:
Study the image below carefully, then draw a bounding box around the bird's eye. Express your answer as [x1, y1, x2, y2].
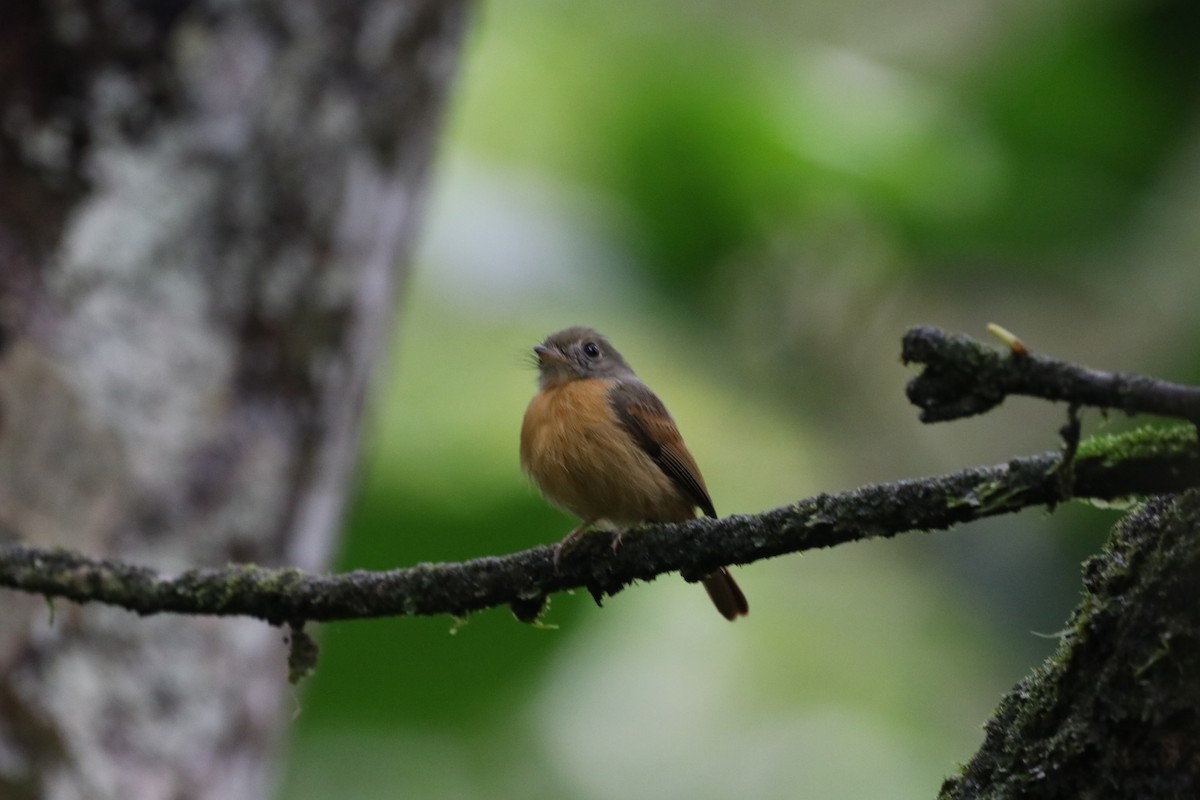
[582, 342, 601, 358]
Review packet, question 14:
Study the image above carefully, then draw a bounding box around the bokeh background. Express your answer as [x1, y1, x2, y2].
[280, 1, 1200, 797]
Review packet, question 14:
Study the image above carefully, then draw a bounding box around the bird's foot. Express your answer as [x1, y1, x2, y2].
[609, 528, 628, 553]
[552, 522, 593, 570]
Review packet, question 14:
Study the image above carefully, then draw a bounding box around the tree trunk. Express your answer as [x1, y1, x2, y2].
[0, 2, 467, 798]
[940, 490, 1200, 799]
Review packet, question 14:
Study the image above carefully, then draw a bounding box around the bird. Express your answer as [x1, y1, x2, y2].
[519, 326, 748, 620]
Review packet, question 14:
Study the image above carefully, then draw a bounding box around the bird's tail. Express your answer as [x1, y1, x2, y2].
[702, 568, 749, 621]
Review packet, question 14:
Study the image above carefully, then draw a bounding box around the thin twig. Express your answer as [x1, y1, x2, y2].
[903, 326, 1200, 423]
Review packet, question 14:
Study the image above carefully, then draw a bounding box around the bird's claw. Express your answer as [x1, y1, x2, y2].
[552, 522, 592, 571]
[609, 529, 626, 552]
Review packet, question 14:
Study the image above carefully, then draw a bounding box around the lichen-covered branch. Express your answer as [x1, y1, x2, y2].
[903, 326, 1200, 424]
[2, 427, 1197, 626]
[939, 489, 1200, 799]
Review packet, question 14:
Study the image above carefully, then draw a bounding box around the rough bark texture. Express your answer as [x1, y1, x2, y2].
[939, 490, 1200, 799]
[0, 1, 467, 798]
[0, 428, 1197, 630]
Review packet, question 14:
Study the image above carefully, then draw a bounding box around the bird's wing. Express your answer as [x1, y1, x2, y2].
[607, 380, 717, 518]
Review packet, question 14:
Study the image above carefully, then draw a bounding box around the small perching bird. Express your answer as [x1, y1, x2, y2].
[520, 326, 748, 620]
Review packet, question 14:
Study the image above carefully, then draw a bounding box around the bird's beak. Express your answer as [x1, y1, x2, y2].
[533, 344, 567, 365]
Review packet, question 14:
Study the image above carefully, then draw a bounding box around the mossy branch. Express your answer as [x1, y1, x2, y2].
[0, 326, 1197, 630]
[1, 427, 1197, 627]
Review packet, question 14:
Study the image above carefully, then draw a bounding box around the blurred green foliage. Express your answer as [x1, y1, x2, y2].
[451, 0, 1200, 304]
[281, 0, 1200, 797]
[956, 1, 1200, 258]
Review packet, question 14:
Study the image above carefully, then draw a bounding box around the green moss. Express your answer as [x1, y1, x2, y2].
[940, 491, 1200, 798]
[1075, 423, 1197, 466]
[946, 479, 1026, 515]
